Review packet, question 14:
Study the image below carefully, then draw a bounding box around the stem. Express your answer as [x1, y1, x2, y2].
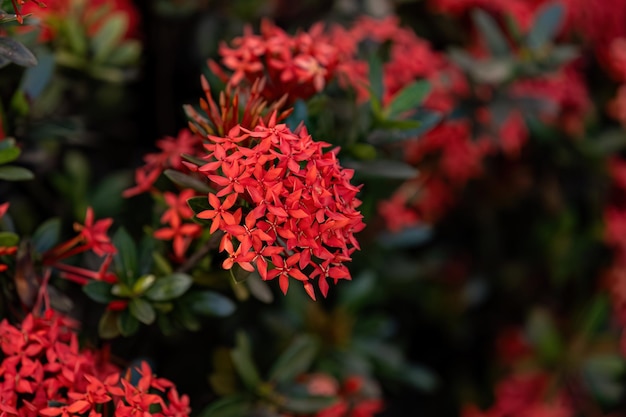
[176, 231, 224, 274]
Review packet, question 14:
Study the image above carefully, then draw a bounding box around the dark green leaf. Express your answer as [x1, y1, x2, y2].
[368, 53, 383, 116]
[92, 13, 128, 63]
[378, 226, 433, 248]
[526, 308, 562, 364]
[164, 169, 214, 194]
[32, 218, 61, 253]
[188, 290, 236, 316]
[107, 40, 141, 66]
[346, 160, 418, 179]
[526, 2, 564, 50]
[384, 80, 431, 120]
[175, 303, 201, 331]
[281, 396, 338, 413]
[99, 310, 121, 339]
[83, 281, 115, 304]
[21, 50, 55, 99]
[472, 9, 510, 57]
[188, 196, 212, 214]
[200, 396, 251, 417]
[0, 231, 18, 247]
[269, 335, 318, 384]
[129, 297, 156, 325]
[367, 111, 442, 145]
[117, 309, 140, 336]
[0, 146, 20, 165]
[112, 227, 137, 286]
[0, 37, 37, 67]
[402, 365, 439, 392]
[231, 332, 262, 389]
[246, 272, 274, 304]
[0, 166, 34, 181]
[144, 273, 193, 301]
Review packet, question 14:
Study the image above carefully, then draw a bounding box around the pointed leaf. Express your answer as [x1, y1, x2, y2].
[112, 227, 137, 286]
[230, 332, 262, 389]
[117, 309, 140, 336]
[83, 281, 115, 304]
[0, 37, 37, 67]
[164, 169, 214, 194]
[144, 273, 193, 301]
[472, 9, 511, 57]
[99, 310, 121, 339]
[0, 166, 34, 181]
[526, 2, 565, 50]
[384, 80, 431, 119]
[92, 13, 128, 63]
[0, 146, 20, 165]
[187, 290, 236, 317]
[346, 160, 418, 179]
[129, 297, 156, 325]
[32, 218, 61, 253]
[269, 335, 318, 384]
[281, 396, 338, 414]
[0, 231, 18, 247]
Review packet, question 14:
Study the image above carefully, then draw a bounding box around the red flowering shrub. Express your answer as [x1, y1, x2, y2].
[0, 311, 189, 417]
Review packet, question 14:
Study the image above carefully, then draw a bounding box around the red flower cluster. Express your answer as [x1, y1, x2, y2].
[10, 0, 45, 24]
[0, 203, 17, 273]
[462, 372, 572, 417]
[216, 20, 340, 103]
[154, 190, 202, 262]
[0, 311, 189, 417]
[123, 129, 204, 198]
[194, 114, 364, 300]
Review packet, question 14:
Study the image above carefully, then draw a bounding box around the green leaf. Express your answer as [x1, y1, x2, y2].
[188, 196, 212, 215]
[98, 310, 121, 339]
[231, 332, 262, 390]
[200, 396, 251, 417]
[174, 303, 201, 331]
[384, 80, 431, 120]
[144, 273, 193, 301]
[132, 274, 156, 295]
[117, 309, 140, 336]
[0, 146, 20, 165]
[129, 297, 156, 325]
[402, 364, 439, 392]
[187, 290, 236, 317]
[106, 40, 141, 66]
[526, 2, 564, 50]
[32, 218, 61, 254]
[0, 166, 34, 181]
[0, 231, 18, 247]
[281, 396, 338, 414]
[526, 308, 563, 364]
[367, 111, 442, 145]
[346, 160, 418, 179]
[367, 53, 383, 116]
[0, 37, 37, 67]
[65, 17, 88, 57]
[83, 281, 115, 304]
[472, 9, 510, 58]
[92, 13, 128, 63]
[269, 335, 318, 384]
[164, 170, 214, 194]
[246, 272, 273, 304]
[112, 227, 137, 286]
[21, 50, 55, 99]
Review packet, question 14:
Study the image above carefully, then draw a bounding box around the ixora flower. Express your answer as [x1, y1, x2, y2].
[192, 113, 364, 300]
[0, 310, 190, 417]
[10, 0, 46, 24]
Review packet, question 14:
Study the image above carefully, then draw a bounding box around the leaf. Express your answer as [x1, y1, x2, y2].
[384, 80, 431, 120]
[112, 227, 137, 286]
[378, 226, 434, 248]
[0, 146, 20, 165]
[92, 13, 128, 63]
[269, 335, 318, 384]
[346, 160, 418, 179]
[526, 308, 562, 364]
[21, 50, 55, 99]
[187, 290, 236, 317]
[367, 111, 442, 145]
[472, 9, 511, 58]
[32, 218, 61, 253]
[129, 297, 156, 325]
[144, 273, 193, 301]
[281, 396, 338, 414]
[526, 2, 565, 50]
[65, 18, 88, 57]
[83, 281, 115, 304]
[187, 196, 212, 214]
[117, 309, 140, 336]
[0, 231, 18, 247]
[0, 37, 37, 67]
[106, 40, 141, 66]
[164, 170, 214, 194]
[402, 365, 439, 392]
[230, 332, 262, 390]
[0, 166, 34, 181]
[199, 396, 250, 417]
[99, 310, 121, 339]
[246, 272, 274, 304]
[367, 53, 383, 116]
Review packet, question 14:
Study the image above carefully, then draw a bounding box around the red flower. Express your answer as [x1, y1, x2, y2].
[74, 207, 116, 257]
